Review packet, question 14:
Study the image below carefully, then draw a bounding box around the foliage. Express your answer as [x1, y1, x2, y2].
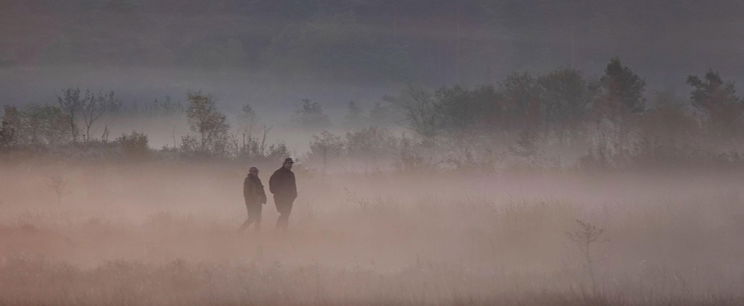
[23, 104, 72, 145]
[264, 143, 290, 162]
[436, 85, 505, 134]
[185, 92, 230, 156]
[115, 131, 149, 159]
[81, 91, 119, 143]
[3, 57, 744, 170]
[0, 104, 71, 148]
[385, 85, 438, 138]
[56, 88, 119, 143]
[111, 96, 182, 116]
[239, 103, 258, 133]
[0, 106, 20, 149]
[344, 127, 398, 167]
[631, 92, 699, 166]
[537, 68, 592, 131]
[308, 130, 344, 172]
[396, 135, 431, 171]
[56, 88, 85, 142]
[687, 71, 743, 137]
[500, 72, 541, 130]
[390, 70, 593, 140]
[596, 57, 646, 117]
[296, 99, 331, 130]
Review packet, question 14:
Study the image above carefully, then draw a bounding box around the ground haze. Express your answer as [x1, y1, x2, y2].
[1, 159, 743, 305]
[3, 1, 744, 305]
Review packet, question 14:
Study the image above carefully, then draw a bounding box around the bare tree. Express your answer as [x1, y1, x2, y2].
[101, 125, 110, 143]
[48, 175, 68, 205]
[185, 92, 230, 155]
[259, 125, 272, 156]
[309, 130, 344, 174]
[566, 219, 605, 296]
[81, 91, 117, 143]
[238, 103, 260, 155]
[241, 103, 258, 136]
[57, 88, 87, 143]
[384, 85, 439, 138]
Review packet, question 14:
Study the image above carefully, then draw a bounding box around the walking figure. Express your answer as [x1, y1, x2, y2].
[240, 167, 266, 231]
[269, 158, 297, 230]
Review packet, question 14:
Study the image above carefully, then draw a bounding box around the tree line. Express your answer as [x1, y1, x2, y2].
[377, 58, 744, 169]
[2, 57, 744, 170]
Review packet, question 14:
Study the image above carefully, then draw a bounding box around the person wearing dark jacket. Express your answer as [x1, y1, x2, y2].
[269, 158, 297, 230]
[240, 167, 266, 231]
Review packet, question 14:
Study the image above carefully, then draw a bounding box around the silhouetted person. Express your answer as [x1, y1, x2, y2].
[240, 167, 266, 231]
[269, 158, 297, 230]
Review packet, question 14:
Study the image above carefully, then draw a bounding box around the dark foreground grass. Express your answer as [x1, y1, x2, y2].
[1, 258, 742, 306]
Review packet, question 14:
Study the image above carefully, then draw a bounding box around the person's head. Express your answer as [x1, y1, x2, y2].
[282, 158, 294, 170]
[249, 167, 259, 175]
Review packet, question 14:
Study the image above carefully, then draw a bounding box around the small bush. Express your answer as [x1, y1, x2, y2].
[115, 131, 150, 159]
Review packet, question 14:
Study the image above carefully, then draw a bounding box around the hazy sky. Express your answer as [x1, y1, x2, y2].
[2, 0, 744, 109]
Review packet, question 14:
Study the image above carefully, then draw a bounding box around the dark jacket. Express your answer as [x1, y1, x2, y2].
[243, 174, 267, 205]
[269, 167, 297, 200]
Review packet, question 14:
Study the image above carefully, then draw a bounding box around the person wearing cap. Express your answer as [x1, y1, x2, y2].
[240, 166, 266, 231]
[269, 158, 297, 230]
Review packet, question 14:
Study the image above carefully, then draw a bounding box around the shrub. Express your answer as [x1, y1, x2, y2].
[115, 132, 149, 159]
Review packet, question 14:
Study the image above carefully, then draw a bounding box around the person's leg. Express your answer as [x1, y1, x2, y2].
[283, 199, 294, 229]
[276, 210, 288, 230]
[275, 199, 293, 230]
[239, 202, 253, 231]
[275, 198, 289, 230]
[254, 203, 262, 232]
[241, 203, 261, 232]
[274, 197, 282, 229]
[239, 218, 251, 231]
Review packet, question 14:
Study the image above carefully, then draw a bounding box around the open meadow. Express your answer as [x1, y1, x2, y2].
[2, 159, 743, 305]
[4, 2, 744, 304]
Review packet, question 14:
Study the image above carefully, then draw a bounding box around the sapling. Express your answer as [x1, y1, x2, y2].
[566, 219, 605, 296]
[48, 175, 68, 205]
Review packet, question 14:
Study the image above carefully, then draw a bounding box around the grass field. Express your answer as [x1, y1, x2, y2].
[1, 160, 743, 305]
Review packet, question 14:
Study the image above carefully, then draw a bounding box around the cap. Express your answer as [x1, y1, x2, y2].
[284, 157, 294, 164]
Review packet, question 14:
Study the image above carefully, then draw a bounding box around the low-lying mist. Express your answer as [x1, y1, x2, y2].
[5, 1, 744, 304]
[1, 159, 743, 304]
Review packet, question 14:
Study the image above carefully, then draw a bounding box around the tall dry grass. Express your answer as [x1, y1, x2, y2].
[1, 160, 743, 305]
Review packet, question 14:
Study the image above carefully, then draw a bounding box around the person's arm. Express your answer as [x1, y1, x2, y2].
[243, 177, 250, 201]
[268, 171, 277, 194]
[258, 179, 267, 204]
[289, 172, 297, 199]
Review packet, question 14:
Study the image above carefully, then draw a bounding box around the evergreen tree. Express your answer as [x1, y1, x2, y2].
[597, 58, 646, 116]
[687, 71, 743, 136]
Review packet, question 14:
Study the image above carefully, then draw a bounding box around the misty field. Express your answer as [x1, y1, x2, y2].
[1, 159, 742, 305]
[6, 0, 744, 304]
